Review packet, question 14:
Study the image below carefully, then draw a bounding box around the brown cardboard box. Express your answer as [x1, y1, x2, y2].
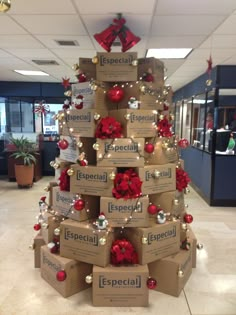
[187, 226, 197, 268]
[79, 57, 96, 80]
[106, 82, 164, 111]
[148, 248, 192, 297]
[59, 135, 96, 164]
[60, 219, 114, 267]
[100, 196, 150, 227]
[149, 191, 185, 216]
[34, 233, 46, 268]
[137, 164, 176, 195]
[41, 246, 92, 298]
[144, 137, 178, 165]
[124, 220, 180, 265]
[92, 264, 149, 307]
[71, 82, 109, 110]
[70, 165, 116, 197]
[96, 52, 138, 82]
[48, 181, 58, 208]
[109, 109, 157, 138]
[96, 138, 145, 167]
[52, 187, 99, 222]
[61, 109, 108, 137]
[138, 57, 164, 86]
[41, 212, 63, 244]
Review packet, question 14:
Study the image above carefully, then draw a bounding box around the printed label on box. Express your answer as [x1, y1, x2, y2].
[96, 138, 145, 167]
[100, 196, 150, 227]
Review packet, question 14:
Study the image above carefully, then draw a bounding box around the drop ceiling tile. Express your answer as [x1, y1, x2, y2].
[0, 35, 44, 49]
[52, 48, 96, 59]
[147, 36, 206, 49]
[151, 15, 227, 36]
[155, 0, 236, 15]
[214, 14, 236, 34]
[83, 14, 151, 36]
[12, 15, 87, 35]
[0, 50, 14, 58]
[35, 35, 94, 49]
[222, 55, 236, 64]
[189, 48, 236, 60]
[0, 16, 27, 35]
[200, 35, 236, 49]
[9, 0, 76, 14]
[74, 0, 156, 14]
[4, 48, 58, 59]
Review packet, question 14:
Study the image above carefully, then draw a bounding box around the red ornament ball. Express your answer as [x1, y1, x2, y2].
[178, 138, 189, 149]
[58, 139, 69, 150]
[74, 199, 85, 211]
[184, 213, 193, 224]
[144, 73, 154, 82]
[147, 204, 158, 215]
[33, 223, 41, 231]
[147, 277, 157, 289]
[56, 270, 67, 282]
[145, 143, 155, 154]
[107, 86, 125, 103]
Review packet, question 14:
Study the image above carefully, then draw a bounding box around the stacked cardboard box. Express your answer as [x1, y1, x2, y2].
[35, 53, 195, 306]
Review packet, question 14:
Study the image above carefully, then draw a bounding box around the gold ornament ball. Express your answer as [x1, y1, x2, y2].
[206, 79, 212, 86]
[41, 222, 49, 230]
[94, 113, 101, 121]
[140, 85, 146, 93]
[53, 162, 60, 169]
[72, 63, 79, 71]
[109, 172, 116, 180]
[92, 56, 99, 64]
[44, 186, 50, 192]
[93, 143, 100, 151]
[77, 141, 83, 148]
[132, 59, 138, 66]
[177, 269, 184, 278]
[197, 243, 204, 250]
[159, 114, 164, 120]
[49, 161, 55, 167]
[174, 199, 179, 205]
[29, 243, 35, 250]
[54, 228, 60, 236]
[181, 223, 188, 231]
[124, 114, 131, 120]
[64, 90, 72, 97]
[85, 274, 93, 284]
[99, 237, 107, 246]
[67, 168, 74, 176]
[0, 0, 11, 13]
[91, 84, 98, 91]
[142, 237, 148, 245]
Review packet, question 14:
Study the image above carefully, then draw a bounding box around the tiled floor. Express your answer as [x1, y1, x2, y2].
[0, 176, 236, 315]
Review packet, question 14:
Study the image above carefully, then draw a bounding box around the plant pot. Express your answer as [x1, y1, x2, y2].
[15, 164, 34, 187]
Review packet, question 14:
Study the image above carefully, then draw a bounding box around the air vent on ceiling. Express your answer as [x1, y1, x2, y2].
[32, 60, 59, 66]
[55, 40, 79, 46]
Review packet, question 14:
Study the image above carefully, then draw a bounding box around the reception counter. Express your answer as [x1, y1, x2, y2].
[181, 146, 236, 206]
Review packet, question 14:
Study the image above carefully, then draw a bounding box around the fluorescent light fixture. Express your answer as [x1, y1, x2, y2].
[188, 99, 213, 104]
[146, 48, 192, 59]
[14, 70, 49, 76]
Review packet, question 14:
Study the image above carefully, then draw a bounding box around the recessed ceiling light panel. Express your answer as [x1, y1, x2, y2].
[14, 70, 49, 76]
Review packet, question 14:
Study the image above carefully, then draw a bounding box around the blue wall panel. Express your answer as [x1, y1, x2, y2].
[181, 147, 211, 199]
[214, 156, 236, 200]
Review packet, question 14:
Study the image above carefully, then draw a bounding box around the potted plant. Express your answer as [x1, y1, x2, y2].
[9, 136, 37, 188]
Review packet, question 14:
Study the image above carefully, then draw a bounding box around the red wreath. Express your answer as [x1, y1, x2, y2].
[112, 168, 142, 199]
[157, 117, 172, 137]
[58, 168, 70, 191]
[111, 239, 139, 265]
[95, 116, 122, 139]
[176, 168, 190, 192]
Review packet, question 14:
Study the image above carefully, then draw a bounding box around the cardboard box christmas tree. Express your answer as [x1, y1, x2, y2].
[32, 51, 196, 308]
